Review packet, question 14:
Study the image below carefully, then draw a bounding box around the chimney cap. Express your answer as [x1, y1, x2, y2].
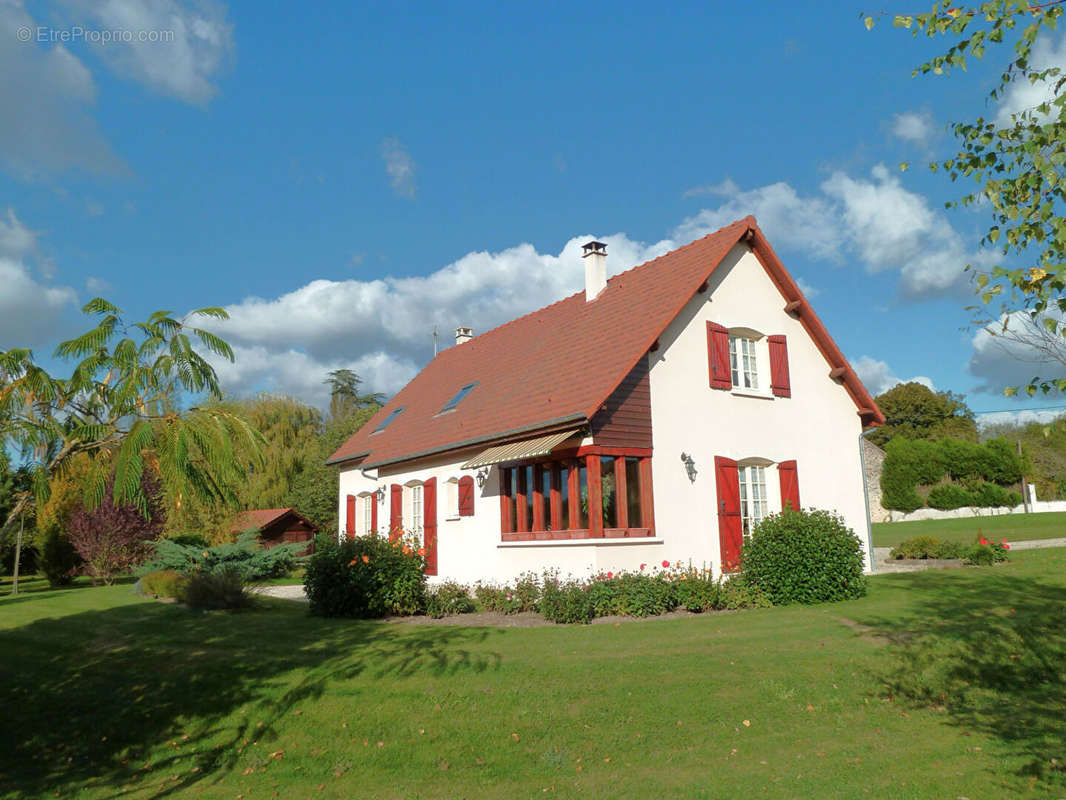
[454, 326, 473, 344]
[581, 241, 607, 257]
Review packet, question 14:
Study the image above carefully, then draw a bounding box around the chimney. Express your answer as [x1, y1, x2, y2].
[582, 240, 607, 301]
[455, 326, 473, 345]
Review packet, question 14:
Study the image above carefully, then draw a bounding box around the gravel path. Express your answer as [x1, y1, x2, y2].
[253, 584, 307, 601]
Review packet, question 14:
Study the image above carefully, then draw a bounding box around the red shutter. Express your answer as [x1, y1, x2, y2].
[714, 456, 743, 572]
[779, 460, 800, 511]
[423, 477, 438, 575]
[768, 335, 791, 397]
[707, 322, 731, 389]
[371, 494, 378, 536]
[345, 494, 355, 538]
[389, 484, 402, 542]
[458, 475, 475, 516]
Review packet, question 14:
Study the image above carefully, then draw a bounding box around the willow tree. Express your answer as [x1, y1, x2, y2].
[867, 1, 1066, 394]
[0, 299, 262, 542]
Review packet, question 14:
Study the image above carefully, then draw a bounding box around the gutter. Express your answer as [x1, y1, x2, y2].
[325, 413, 589, 471]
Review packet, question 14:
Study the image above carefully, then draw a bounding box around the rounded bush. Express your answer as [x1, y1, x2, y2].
[38, 525, 82, 587]
[303, 535, 426, 618]
[927, 483, 974, 510]
[741, 508, 867, 605]
[140, 569, 188, 598]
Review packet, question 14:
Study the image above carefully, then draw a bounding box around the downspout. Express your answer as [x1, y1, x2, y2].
[858, 428, 877, 574]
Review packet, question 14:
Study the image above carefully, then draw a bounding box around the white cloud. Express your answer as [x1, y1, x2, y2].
[680, 166, 993, 299]
[204, 231, 677, 406]
[0, 255, 78, 349]
[977, 408, 1066, 429]
[85, 275, 111, 294]
[0, 1, 124, 179]
[891, 110, 937, 147]
[968, 311, 1066, 394]
[995, 34, 1066, 124]
[795, 277, 819, 299]
[381, 137, 416, 199]
[56, 0, 234, 105]
[852, 355, 935, 397]
[0, 208, 39, 261]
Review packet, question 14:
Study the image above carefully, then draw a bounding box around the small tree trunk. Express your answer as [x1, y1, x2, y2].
[11, 514, 23, 596]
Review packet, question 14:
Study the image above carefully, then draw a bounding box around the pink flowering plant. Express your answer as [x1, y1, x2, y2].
[966, 535, 1011, 566]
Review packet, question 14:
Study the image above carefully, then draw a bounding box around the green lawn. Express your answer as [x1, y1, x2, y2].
[872, 510, 1066, 548]
[2, 551, 1065, 799]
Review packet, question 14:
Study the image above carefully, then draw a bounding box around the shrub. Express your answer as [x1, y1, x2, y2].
[473, 583, 520, 614]
[303, 534, 426, 618]
[966, 536, 1011, 566]
[139, 532, 302, 582]
[170, 534, 209, 549]
[179, 568, 254, 610]
[674, 574, 721, 612]
[38, 525, 82, 587]
[719, 576, 773, 610]
[425, 581, 476, 618]
[539, 576, 593, 624]
[512, 572, 541, 612]
[741, 508, 867, 605]
[890, 535, 943, 559]
[927, 484, 975, 510]
[614, 573, 677, 617]
[140, 569, 188, 599]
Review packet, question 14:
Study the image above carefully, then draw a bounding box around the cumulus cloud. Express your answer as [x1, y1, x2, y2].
[968, 311, 1066, 394]
[891, 110, 937, 147]
[679, 166, 993, 299]
[852, 355, 935, 397]
[381, 137, 417, 199]
[0, 1, 124, 179]
[56, 0, 234, 105]
[204, 232, 677, 405]
[995, 34, 1066, 124]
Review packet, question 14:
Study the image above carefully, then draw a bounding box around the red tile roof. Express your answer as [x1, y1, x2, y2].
[328, 217, 883, 470]
[232, 508, 314, 533]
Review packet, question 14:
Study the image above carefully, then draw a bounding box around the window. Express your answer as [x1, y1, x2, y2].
[738, 464, 768, 538]
[440, 382, 478, 413]
[445, 478, 460, 519]
[729, 336, 759, 390]
[363, 495, 373, 535]
[404, 483, 423, 544]
[373, 406, 405, 433]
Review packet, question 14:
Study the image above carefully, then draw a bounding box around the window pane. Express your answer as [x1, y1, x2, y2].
[560, 465, 570, 528]
[577, 464, 588, 529]
[541, 467, 551, 531]
[626, 457, 642, 528]
[524, 465, 534, 531]
[729, 337, 739, 386]
[506, 467, 518, 532]
[600, 457, 616, 528]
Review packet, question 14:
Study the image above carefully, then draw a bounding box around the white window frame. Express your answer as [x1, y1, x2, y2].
[445, 477, 460, 520]
[738, 464, 768, 539]
[729, 335, 760, 391]
[404, 482, 424, 545]
[363, 494, 374, 536]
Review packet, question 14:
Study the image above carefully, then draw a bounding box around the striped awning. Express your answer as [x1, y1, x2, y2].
[461, 429, 581, 469]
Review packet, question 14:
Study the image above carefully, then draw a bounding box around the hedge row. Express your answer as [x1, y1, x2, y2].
[881, 436, 1024, 512]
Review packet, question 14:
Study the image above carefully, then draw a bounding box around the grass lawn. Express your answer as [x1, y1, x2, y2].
[872, 510, 1066, 548]
[2, 552, 1065, 799]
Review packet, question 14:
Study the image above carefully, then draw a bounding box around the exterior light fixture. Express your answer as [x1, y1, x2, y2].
[375, 486, 386, 504]
[476, 467, 490, 488]
[681, 452, 697, 483]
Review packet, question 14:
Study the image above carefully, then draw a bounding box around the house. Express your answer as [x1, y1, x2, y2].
[327, 216, 884, 584]
[232, 508, 317, 555]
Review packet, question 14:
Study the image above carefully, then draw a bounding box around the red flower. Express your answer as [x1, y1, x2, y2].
[606, 571, 613, 579]
[1003, 543, 1011, 550]
[1001, 538, 1008, 544]
[979, 538, 989, 546]
[639, 563, 646, 571]
[661, 560, 670, 568]
[349, 558, 357, 566]
[361, 554, 370, 564]
[418, 547, 426, 557]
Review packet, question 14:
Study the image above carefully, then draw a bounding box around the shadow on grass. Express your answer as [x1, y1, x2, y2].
[856, 568, 1066, 790]
[0, 598, 502, 798]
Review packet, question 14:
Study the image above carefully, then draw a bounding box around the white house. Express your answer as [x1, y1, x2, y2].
[328, 216, 884, 584]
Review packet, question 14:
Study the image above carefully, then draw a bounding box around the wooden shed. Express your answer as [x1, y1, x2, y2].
[232, 508, 317, 555]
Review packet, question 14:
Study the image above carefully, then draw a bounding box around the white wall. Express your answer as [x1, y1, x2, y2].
[884, 501, 1066, 523]
[337, 242, 873, 583]
[647, 244, 872, 573]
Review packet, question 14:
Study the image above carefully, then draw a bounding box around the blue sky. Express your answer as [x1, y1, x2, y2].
[1, 0, 1063, 426]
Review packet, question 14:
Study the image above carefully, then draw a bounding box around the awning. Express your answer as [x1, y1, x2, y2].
[461, 429, 581, 469]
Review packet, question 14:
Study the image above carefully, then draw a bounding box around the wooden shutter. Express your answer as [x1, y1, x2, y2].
[707, 322, 731, 390]
[345, 494, 355, 538]
[714, 456, 743, 572]
[458, 475, 475, 516]
[779, 460, 800, 511]
[389, 484, 402, 542]
[423, 477, 438, 575]
[371, 494, 378, 536]
[768, 335, 791, 397]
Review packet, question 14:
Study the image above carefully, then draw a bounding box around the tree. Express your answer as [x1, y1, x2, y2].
[0, 299, 262, 542]
[867, 2, 1066, 395]
[68, 471, 165, 584]
[869, 381, 978, 447]
[325, 369, 384, 420]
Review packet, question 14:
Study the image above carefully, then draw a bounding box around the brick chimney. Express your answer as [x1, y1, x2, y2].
[582, 240, 607, 301]
[455, 326, 473, 345]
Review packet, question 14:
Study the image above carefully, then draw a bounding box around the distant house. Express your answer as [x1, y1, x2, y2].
[232, 508, 317, 554]
[327, 216, 884, 584]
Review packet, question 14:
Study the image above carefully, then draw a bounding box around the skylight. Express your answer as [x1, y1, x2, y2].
[372, 406, 405, 433]
[440, 382, 478, 413]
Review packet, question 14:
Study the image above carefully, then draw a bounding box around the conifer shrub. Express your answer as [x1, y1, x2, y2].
[38, 525, 82, 587]
[927, 483, 975, 510]
[179, 567, 254, 610]
[741, 509, 867, 605]
[139, 532, 302, 582]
